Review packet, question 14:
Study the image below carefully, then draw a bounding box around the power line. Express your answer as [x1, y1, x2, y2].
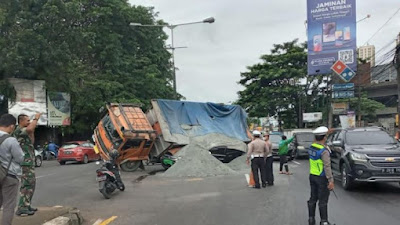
[363, 7, 400, 46]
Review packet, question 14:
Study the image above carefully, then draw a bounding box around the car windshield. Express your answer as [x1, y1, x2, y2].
[346, 131, 396, 145]
[62, 143, 79, 149]
[296, 133, 314, 142]
[269, 135, 281, 143]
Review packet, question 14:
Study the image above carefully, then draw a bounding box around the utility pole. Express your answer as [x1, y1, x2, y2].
[328, 74, 333, 128]
[396, 43, 400, 138]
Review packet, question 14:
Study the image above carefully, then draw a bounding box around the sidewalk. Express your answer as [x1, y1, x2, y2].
[0, 206, 82, 225]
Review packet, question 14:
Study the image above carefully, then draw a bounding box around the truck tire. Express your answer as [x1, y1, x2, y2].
[120, 160, 141, 172]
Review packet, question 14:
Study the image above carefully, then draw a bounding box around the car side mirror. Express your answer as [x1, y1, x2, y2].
[332, 140, 343, 147]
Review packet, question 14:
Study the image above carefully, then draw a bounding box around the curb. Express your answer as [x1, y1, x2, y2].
[42, 208, 83, 225]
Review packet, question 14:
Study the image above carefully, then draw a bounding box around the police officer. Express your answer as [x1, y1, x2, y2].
[308, 126, 335, 225]
[246, 130, 268, 189]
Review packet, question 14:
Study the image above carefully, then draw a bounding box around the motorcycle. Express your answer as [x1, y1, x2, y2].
[96, 150, 125, 199]
[34, 149, 43, 167]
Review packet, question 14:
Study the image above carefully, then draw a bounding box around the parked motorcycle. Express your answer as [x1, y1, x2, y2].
[34, 149, 43, 167]
[96, 150, 125, 199]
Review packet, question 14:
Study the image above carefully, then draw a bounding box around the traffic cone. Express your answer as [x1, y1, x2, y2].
[248, 170, 255, 187]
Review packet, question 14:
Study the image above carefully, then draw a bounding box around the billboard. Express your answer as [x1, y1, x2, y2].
[8, 78, 47, 125]
[47, 92, 71, 126]
[303, 112, 323, 122]
[307, 0, 357, 75]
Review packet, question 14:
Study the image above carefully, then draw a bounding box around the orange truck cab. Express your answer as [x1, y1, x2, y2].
[93, 103, 156, 172]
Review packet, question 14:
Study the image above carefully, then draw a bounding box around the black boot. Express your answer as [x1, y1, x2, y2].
[309, 217, 316, 225]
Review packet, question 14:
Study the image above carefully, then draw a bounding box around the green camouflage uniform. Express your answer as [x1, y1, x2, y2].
[13, 126, 36, 210]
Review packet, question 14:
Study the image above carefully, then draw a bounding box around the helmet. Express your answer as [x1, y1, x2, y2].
[313, 126, 329, 136]
[109, 149, 119, 159]
[252, 130, 261, 136]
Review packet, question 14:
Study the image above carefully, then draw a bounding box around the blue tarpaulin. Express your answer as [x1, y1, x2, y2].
[157, 99, 250, 142]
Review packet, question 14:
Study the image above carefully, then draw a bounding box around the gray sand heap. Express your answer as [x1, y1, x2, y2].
[227, 154, 249, 171]
[162, 134, 247, 178]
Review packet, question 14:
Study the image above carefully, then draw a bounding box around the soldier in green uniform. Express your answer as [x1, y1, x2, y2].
[14, 113, 41, 216]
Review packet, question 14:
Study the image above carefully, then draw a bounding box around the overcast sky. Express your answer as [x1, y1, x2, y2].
[130, 0, 400, 104]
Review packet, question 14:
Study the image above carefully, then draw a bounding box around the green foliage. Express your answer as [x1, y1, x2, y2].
[0, 0, 175, 134]
[237, 39, 328, 129]
[335, 93, 385, 121]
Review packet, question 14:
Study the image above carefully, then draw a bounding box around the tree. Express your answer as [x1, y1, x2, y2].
[237, 39, 328, 129]
[335, 93, 385, 123]
[0, 0, 175, 135]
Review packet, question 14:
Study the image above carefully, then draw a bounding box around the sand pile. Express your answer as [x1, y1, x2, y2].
[162, 134, 247, 177]
[227, 154, 249, 171]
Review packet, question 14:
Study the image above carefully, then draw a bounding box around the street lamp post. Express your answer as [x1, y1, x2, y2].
[130, 17, 215, 99]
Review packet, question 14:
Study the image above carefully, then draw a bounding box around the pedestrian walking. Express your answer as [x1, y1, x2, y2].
[246, 130, 268, 189]
[264, 133, 274, 186]
[14, 113, 41, 216]
[307, 126, 335, 225]
[278, 135, 294, 175]
[0, 114, 25, 225]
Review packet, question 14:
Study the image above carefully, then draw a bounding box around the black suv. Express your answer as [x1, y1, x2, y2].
[327, 127, 400, 190]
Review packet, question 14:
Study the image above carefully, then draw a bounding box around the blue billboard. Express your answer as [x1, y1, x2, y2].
[307, 0, 357, 75]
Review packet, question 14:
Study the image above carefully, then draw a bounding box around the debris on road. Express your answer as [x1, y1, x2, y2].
[162, 134, 242, 177]
[227, 154, 248, 171]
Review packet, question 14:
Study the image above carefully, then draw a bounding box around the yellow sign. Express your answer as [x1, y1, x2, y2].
[94, 145, 99, 154]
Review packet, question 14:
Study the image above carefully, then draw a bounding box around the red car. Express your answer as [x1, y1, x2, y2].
[58, 141, 100, 165]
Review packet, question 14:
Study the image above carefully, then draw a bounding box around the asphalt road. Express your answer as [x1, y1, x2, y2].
[33, 159, 400, 225]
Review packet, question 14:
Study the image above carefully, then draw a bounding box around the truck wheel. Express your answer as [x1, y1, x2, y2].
[120, 160, 141, 172]
[341, 164, 354, 190]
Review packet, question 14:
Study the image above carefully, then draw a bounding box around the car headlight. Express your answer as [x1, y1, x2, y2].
[297, 146, 305, 150]
[350, 152, 367, 162]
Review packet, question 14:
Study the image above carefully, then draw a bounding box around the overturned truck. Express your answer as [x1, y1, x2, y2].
[146, 99, 251, 169]
[94, 100, 251, 172]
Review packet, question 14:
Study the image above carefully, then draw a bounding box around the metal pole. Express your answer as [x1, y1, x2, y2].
[170, 27, 177, 99]
[328, 74, 333, 128]
[396, 44, 400, 137]
[357, 70, 362, 127]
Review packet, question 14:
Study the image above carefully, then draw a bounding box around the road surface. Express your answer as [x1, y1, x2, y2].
[33, 159, 400, 225]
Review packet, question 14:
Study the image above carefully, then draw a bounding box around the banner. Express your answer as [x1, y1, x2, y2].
[339, 114, 355, 128]
[47, 92, 71, 126]
[332, 102, 348, 115]
[307, 0, 357, 75]
[303, 112, 323, 122]
[8, 78, 47, 125]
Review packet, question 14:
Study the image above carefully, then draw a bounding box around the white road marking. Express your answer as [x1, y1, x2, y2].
[292, 161, 301, 165]
[36, 173, 56, 179]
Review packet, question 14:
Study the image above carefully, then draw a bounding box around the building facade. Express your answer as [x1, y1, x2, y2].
[358, 45, 376, 67]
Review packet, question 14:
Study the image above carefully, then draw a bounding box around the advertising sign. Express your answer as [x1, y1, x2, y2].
[332, 90, 354, 99]
[303, 112, 323, 122]
[332, 102, 348, 115]
[332, 83, 354, 91]
[307, 0, 357, 75]
[340, 114, 355, 128]
[8, 78, 47, 125]
[47, 92, 71, 126]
